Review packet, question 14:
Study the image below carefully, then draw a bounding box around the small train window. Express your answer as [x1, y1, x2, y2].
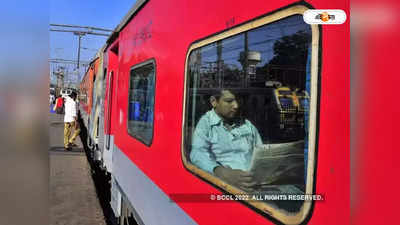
[127, 60, 156, 146]
[182, 5, 319, 224]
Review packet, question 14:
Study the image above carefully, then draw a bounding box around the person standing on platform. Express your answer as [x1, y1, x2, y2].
[53, 95, 64, 114]
[64, 92, 80, 150]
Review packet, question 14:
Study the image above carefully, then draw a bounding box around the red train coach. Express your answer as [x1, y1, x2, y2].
[82, 0, 349, 224]
[80, 57, 100, 116]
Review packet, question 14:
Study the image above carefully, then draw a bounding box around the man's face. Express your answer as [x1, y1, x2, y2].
[211, 90, 239, 120]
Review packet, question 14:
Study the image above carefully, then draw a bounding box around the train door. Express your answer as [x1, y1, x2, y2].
[102, 40, 119, 172]
[103, 70, 115, 172]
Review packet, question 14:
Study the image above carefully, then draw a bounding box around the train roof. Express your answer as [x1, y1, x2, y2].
[105, 0, 148, 48]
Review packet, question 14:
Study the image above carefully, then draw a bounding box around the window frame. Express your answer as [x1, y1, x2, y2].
[181, 4, 320, 225]
[126, 58, 156, 147]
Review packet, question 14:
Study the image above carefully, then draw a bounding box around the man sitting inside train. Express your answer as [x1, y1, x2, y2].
[190, 88, 262, 192]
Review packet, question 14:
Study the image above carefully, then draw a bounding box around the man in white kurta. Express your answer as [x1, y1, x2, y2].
[64, 92, 80, 150]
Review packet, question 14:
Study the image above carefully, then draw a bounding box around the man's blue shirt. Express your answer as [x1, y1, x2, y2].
[190, 110, 263, 174]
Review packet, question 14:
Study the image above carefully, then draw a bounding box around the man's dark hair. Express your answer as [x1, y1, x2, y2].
[70, 92, 77, 99]
[209, 88, 238, 101]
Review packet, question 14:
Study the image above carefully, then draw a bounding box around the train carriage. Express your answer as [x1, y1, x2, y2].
[79, 57, 99, 127]
[81, 0, 349, 224]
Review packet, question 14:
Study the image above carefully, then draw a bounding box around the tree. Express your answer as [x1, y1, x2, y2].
[269, 30, 310, 66]
[260, 30, 311, 89]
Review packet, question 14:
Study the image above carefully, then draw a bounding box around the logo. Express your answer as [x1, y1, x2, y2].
[303, 9, 346, 24]
[315, 12, 335, 22]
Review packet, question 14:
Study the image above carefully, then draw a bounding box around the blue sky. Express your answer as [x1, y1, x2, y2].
[50, 0, 136, 83]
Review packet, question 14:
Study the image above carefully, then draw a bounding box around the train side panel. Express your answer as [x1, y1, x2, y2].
[98, 0, 349, 224]
[102, 41, 120, 173]
[79, 65, 93, 127]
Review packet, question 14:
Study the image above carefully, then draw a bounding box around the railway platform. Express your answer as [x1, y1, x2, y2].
[49, 113, 106, 225]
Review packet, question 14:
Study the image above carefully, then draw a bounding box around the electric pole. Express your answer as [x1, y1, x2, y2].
[50, 24, 112, 88]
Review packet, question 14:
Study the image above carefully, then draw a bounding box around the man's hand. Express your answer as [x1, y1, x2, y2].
[214, 166, 257, 192]
[74, 120, 79, 129]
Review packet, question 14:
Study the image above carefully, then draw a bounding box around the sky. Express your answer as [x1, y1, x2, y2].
[50, 0, 137, 84]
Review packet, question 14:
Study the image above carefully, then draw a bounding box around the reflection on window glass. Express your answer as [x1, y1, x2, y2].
[128, 62, 155, 146]
[185, 15, 312, 212]
[279, 97, 294, 108]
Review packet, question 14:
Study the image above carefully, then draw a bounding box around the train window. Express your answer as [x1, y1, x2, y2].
[127, 59, 156, 146]
[182, 5, 319, 224]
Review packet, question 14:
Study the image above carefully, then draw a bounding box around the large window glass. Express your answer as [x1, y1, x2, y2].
[183, 10, 319, 222]
[128, 60, 155, 146]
